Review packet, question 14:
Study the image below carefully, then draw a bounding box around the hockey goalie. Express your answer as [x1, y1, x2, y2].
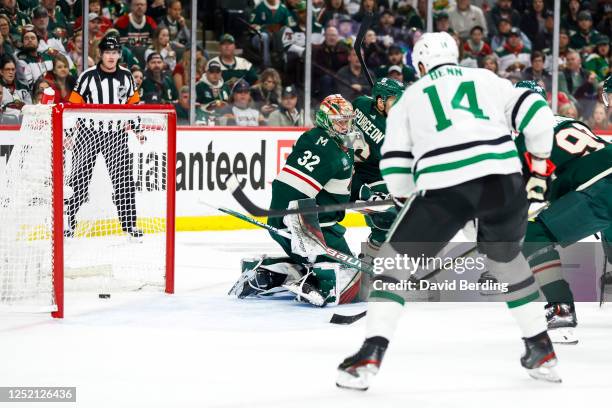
[228, 94, 362, 307]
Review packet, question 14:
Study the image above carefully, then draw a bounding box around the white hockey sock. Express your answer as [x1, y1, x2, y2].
[508, 301, 547, 338]
[365, 301, 404, 341]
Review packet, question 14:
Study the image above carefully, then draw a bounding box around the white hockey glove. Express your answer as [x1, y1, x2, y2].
[523, 152, 556, 203]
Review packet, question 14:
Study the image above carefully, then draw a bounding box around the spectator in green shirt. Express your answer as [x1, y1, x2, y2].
[141, 51, 178, 103]
[207, 34, 258, 86]
[583, 35, 610, 83]
[570, 11, 602, 55]
[249, 0, 291, 67]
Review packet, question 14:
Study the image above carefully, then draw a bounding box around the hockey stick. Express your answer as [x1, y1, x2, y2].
[329, 244, 480, 325]
[199, 199, 376, 276]
[226, 174, 394, 217]
[354, 12, 375, 88]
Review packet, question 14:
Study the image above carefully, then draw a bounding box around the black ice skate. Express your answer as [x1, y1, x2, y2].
[546, 303, 578, 345]
[336, 337, 388, 391]
[521, 331, 562, 383]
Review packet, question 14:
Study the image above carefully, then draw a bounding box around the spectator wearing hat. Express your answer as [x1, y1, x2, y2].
[249, 0, 291, 67]
[141, 51, 178, 103]
[434, 11, 451, 33]
[250, 67, 281, 118]
[312, 26, 350, 95]
[207, 34, 258, 86]
[218, 79, 264, 127]
[114, 0, 158, 47]
[570, 11, 603, 54]
[268, 85, 304, 127]
[144, 26, 176, 71]
[375, 44, 417, 84]
[558, 49, 598, 107]
[158, 0, 190, 49]
[487, 0, 521, 37]
[584, 36, 610, 83]
[31, 6, 69, 54]
[337, 48, 372, 101]
[280, 0, 324, 86]
[496, 27, 531, 73]
[317, 0, 349, 28]
[463, 25, 492, 60]
[521, 51, 552, 88]
[196, 60, 230, 107]
[448, 0, 487, 40]
[387, 65, 403, 82]
[337, 14, 356, 42]
[561, 0, 581, 33]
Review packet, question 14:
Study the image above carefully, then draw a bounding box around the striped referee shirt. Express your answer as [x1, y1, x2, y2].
[69, 64, 140, 105]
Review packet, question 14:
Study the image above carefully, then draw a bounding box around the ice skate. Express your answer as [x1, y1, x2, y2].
[545, 303, 578, 344]
[336, 337, 388, 391]
[521, 332, 562, 383]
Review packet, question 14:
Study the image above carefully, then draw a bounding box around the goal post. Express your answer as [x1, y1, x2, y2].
[0, 103, 176, 318]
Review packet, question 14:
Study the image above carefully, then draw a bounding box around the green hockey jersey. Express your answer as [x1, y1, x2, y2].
[516, 116, 612, 200]
[270, 127, 354, 227]
[352, 95, 387, 184]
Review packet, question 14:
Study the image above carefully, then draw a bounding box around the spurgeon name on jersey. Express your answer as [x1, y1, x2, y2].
[515, 116, 612, 200]
[271, 127, 353, 226]
[381, 65, 554, 196]
[352, 95, 386, 182]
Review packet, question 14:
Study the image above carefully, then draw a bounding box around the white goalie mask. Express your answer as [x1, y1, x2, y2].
[411, 32, 459, 76]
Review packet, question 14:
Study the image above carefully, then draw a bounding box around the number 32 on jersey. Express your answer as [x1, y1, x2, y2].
[297, 150, 320, 172]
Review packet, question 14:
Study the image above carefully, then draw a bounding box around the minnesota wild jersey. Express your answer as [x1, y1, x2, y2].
[515, 116, 612, 200]
[352, 95, 387, 184]
[270, 127, 354, 226]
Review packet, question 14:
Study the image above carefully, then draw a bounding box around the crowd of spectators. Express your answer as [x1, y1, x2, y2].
[0, 0, 610, 128]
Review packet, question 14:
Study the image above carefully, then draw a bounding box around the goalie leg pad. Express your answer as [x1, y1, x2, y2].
[312, 262, 361, 305]
[229, 256, 305, 298]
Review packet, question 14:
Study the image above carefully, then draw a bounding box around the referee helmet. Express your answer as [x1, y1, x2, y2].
[99, 36, 121, 52]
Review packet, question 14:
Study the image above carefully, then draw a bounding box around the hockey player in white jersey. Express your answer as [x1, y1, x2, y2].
[336, 32, 561, 390]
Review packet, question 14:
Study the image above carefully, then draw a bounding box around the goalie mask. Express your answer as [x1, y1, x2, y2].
[315, 94, 356, 146]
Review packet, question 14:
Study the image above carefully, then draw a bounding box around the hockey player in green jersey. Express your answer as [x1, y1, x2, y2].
[228, 94, 361, 307]
[351, 78, 405, 249]
[515, 81, 612, 344]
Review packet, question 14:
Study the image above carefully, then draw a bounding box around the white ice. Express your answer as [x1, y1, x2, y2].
[1, 228, 611, 408]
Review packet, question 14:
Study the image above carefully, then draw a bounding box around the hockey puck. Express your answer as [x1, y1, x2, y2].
[99, 294, 111, 299]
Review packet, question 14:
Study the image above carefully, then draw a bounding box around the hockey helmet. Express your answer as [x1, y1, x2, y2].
[603, 75, 612, 108]
[315, 94, 355, 145]
[372, 77, 405, 104]
[411, 32, 458, 75]
[515, 80, 547, 101]
[99, 36, 121, 53]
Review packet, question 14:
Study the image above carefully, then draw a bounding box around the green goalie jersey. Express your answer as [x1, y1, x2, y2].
[270, 127, 354, 227]
[515, 116, 612, 201]
[352, 95, 387, 184]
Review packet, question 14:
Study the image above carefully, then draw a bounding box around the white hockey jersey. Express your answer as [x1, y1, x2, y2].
[381, 65, 554, 196]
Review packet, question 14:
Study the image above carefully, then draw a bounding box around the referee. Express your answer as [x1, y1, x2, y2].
[65, 35, 143, 238]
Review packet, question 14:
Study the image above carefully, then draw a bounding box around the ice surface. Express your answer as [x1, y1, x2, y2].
[1, 228, 611, 408]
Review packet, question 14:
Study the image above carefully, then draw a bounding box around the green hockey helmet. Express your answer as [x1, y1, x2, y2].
[372, 77, 405, 104]
[315, 94, 355, 145]
[602, 75, 612, 108]
[515, 80, 547, 100]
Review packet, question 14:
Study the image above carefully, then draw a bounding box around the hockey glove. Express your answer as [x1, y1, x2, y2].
[524, 152, 556, 202]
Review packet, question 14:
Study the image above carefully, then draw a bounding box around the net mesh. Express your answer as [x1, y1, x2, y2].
[0, 105, 171, 313]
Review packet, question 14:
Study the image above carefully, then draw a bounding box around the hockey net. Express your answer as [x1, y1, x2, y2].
[0, 104, 176, 318]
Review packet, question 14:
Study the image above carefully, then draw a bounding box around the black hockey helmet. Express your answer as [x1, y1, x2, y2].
[98, 36, 121, 52]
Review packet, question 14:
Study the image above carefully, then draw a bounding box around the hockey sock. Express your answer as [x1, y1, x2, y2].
[528, 246, 574, 304]
[365, 294, 404, 341]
